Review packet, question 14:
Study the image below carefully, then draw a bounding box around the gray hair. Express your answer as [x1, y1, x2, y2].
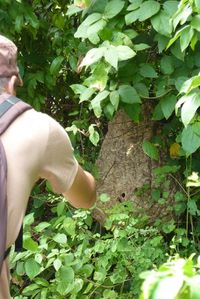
[0, 77, 10, 94]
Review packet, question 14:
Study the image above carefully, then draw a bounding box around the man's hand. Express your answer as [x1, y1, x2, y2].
[64, 165, 96, 209]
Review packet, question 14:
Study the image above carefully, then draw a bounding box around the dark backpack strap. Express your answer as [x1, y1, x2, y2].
[0, 94, 32, 272]
[0, 95, 32, 135]
[0, 96, 20, 118]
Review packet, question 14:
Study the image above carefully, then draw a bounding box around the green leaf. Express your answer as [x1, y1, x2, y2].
[162, 220, 176, 234]
[104, 46, 118, 69]
[134, 43, 150, 51]
[160, 56, 174, 75]
[80, 88, 95, 103]
[80, 47, 105, 67]
[116, 45, 136, 61]
[22, 284, 39, 296]
[119, 85, 141, 104]
[151, 11, 172, 37]
[53, 233, 67, 244]
[75, 13, 102, 38]
[180, 26, 194, 52]
[63, 217, 76, 236]
[180, 75, 200, 95]
[163, 1, 179, 16]
[188, 200, 198, 216]
[127, 0, 142, 11]
[91, 90, 110, 117]
[110, 91, 120, 111]
[54, 259, 62, 271]
[166, 26, 189, 49]
[192, 123, 200, 136]
[104, 0, 125, 19]
[142, 141, 159, 160]
[57, 201, 65, 216]
[195, 0, 200, 9]
[104, 103, 115, 119]
[140, 64, 157, 78]
[125, 10, 140, 25]
[152, 102, 165, 120]
[59, 266, 74, 283]
[25, 259, 41, 280]
[191, 15, 200, 31]
[138, 1, 160, 21]
[23, 237, 39, 252]
[50, 56, 64, 75]
[89, 125, 100, 146]
[160, 95, 176, 119]
[70, 84, 87, 95]
[34, 222, 51, 233]
[181, 92, 200, 126]
[173, 4, 192, 29]
[87, 19, 106, 37]
[181, 125, 200, 154]
[103, 289, 118, 299]
[67, 5, 83, 16]
[123, 104, 141, 122]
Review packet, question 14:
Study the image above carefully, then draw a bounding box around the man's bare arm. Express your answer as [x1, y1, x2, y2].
[63, 165, 96, 208]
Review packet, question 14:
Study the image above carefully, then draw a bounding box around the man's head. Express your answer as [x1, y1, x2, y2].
[0, 35, 23, 95]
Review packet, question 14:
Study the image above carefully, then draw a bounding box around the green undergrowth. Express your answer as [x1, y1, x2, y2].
[10, 194, 166, 299]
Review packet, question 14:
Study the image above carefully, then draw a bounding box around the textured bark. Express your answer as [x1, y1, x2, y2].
[94, 110, 175, 224]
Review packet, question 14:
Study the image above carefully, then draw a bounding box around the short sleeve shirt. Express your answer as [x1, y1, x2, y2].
[0, 108, 78, 299]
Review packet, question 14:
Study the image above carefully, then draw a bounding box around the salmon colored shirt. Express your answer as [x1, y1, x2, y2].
[0, 107, 78, 298]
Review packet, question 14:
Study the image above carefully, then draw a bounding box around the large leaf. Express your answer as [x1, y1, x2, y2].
[180, 75, 200, 95]
[160, 95, 176, 119]
[138, 1, 160, 21]
[191, 15, 200, 31]
[142, 141, 159, 160]
[25, 259, 41, 280]
[104, 46, 118, 69]
[104, 0, 125, 19]
[140, 64, 157, 78]
[23, 237, 39, 252]
[91, 90, 110, 117]
[180, 26, 194, 52]
[181, 125, 200, 154]
[163, 1, 179, 16]
[89, 125, 100, 146]
[180, 92, 200, 126]
[116, 45, 136, 61]
[166, 26, 189, 49]
[75, 13, 102, 38]
[80, 47, 105, 67]
[160, 56, 174, 74]
[50, 56, 64, 75]
[87, 19, 106, 37]
[151, 11, 172, 37]
[118, 85, 141, 104]
[125, 9, 141, 25]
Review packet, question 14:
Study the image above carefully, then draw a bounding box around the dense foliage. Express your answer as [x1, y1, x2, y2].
[10, 194, 166, 298]
[1, 0, 200, 298]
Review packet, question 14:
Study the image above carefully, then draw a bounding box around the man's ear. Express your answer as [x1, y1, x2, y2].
[5, 75, 18, 95]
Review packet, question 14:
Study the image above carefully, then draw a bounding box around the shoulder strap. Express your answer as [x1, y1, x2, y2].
[0, 94, 32, 273]
[0, 95, 32, 135]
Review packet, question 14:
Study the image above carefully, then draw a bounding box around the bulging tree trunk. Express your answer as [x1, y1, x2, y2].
[94, 110, 176, 224]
